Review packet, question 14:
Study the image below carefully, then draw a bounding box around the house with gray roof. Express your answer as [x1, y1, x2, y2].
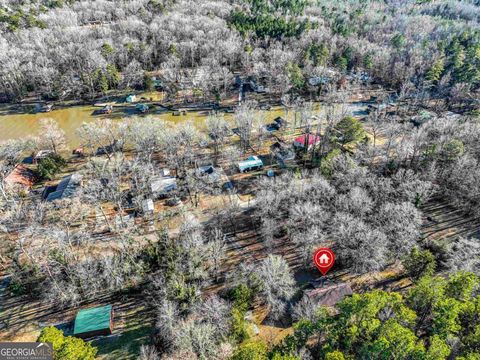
[44, 173, 83, 202]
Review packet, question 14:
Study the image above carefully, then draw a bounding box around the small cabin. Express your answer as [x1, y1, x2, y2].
[197, 165, 221, 183]
[73, 305, 113, 339]
[271, 142, 295, 162]
[238, 156, 263, 173]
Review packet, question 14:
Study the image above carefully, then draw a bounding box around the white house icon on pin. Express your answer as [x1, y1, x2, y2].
[319, 253, 330, 264]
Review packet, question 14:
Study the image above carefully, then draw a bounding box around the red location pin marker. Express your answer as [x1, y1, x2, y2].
[313, 248, 335, 276]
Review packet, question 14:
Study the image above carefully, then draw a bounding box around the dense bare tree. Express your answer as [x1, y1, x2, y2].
[234, 101, 257, 153]
[255, 255, 295, 320]
[38, 118, 66, 153]
[206, 114, 229, 164]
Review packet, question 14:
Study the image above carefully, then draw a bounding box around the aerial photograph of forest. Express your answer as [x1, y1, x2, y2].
[0, 0, 479, 359]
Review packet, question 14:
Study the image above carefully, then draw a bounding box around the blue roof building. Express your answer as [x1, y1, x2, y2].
[238, 156, 263, 173]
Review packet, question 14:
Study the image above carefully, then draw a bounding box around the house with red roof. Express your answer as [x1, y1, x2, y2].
[293, 134, 321, 150]
[4, 164, 37, 189]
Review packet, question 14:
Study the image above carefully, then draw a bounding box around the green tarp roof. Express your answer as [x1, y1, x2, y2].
[73, 305, 112, 335]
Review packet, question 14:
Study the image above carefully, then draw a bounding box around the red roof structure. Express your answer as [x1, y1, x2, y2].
[293, 134, 321, 149]
[4, 165, 36, 188]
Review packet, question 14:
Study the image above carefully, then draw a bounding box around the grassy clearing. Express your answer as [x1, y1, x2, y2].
[94, 322, 154, 360]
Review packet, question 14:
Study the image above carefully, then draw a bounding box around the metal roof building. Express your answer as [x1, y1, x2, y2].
[45, 173, 83, 202]
[73, 305, 113, 339]
[238, 156, 263, 173]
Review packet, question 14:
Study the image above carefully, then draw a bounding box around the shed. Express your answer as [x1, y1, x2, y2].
[238, 156, 263, 173]
[142, 198, 155, 214]
[72, 148, 84, 156]
[150, 175, 177, 197]
[197, 165, 221, 183]
[73, 305, 113, 339]
[33, 150, 54, 164]
[159, 168, 170, 177]
[265, 122, 280, 132]
[270, 142, 295, 161]
[172, 110, 187, 116]
[293, 134, 321, 150]
[304, 282, 353, 307]
[4, 165, 36, 188]
[126, 94, 136, 103]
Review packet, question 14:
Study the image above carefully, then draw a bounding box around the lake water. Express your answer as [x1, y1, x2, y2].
[0, 102, 290, 147]
[0, 100, 363, 148]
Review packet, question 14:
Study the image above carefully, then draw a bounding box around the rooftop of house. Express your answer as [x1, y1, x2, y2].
[304, 282, 353, 307]
[46, 173, 83, 202]
[197, 165, 222, 182]
[238, 156, 263, 166]
[142, 198, 155, 213]
[294, 134, 321, 146]
[73, 305, 112, 336]
[151, 175, 177, 193]
[4, 164, 36, 188]
[34, 149, 54, 159]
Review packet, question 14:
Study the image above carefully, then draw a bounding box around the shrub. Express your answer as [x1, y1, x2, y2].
[230, 284, 253, 313]
[37, 326, 97, 360]
[37, 153, 66, 180]
[231, 340, 268, 360]
[402, 247, 436, 281]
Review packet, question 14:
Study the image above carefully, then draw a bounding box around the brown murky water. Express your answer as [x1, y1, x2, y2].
[0, 103, 289, 147]
[0, 105, 97, 147]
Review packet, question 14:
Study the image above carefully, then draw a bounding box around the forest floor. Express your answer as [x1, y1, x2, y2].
[421, 197, 480, 243]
